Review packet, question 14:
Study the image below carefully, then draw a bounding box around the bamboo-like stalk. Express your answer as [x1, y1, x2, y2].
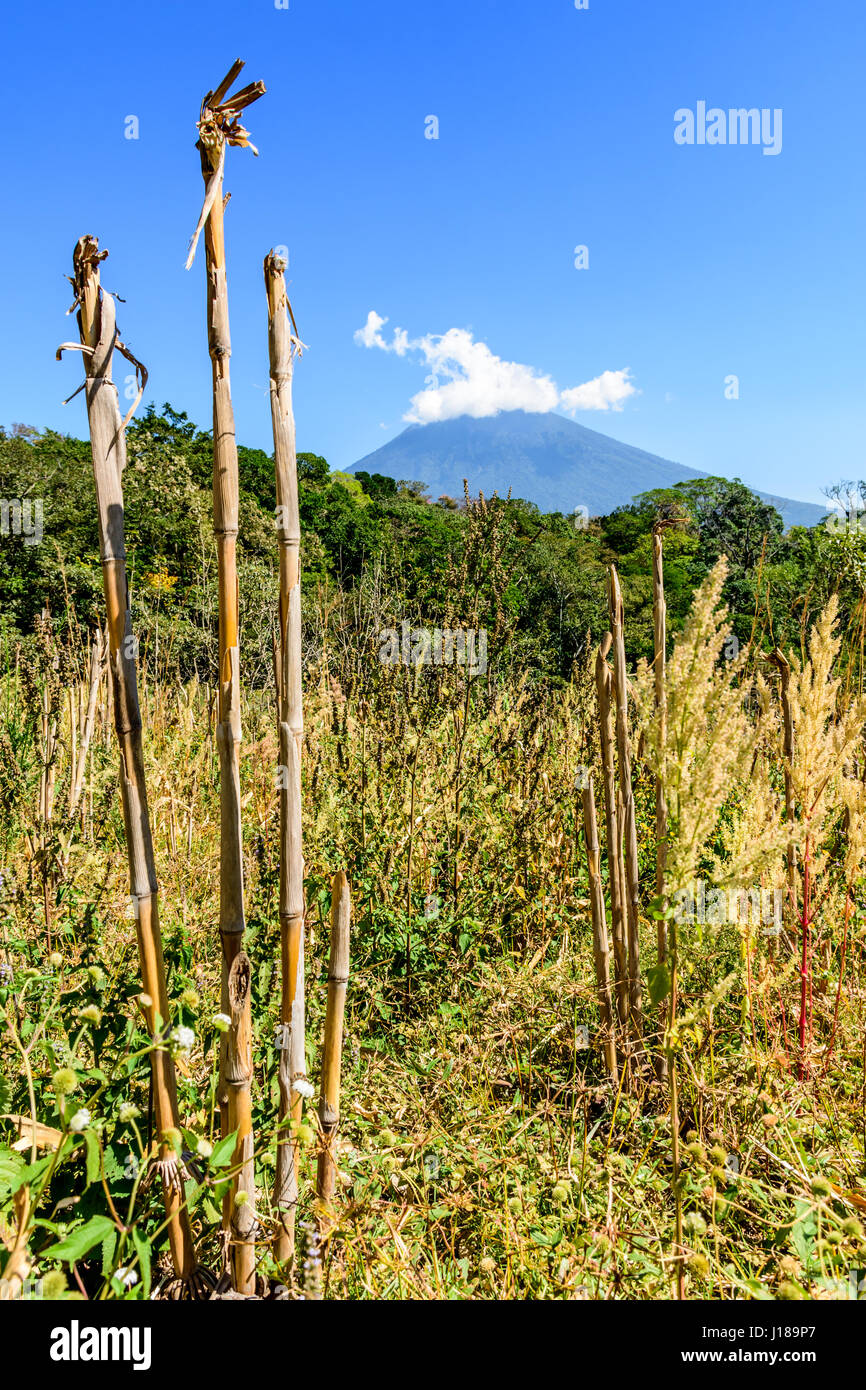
[189, 63, 265, 1292]
[264, 250, 306, 1267]
[225, 951, 256, 1287]
[652, 526, 669, 1079]
[608, 565, 643, 1042]
[595, 633, 628, 1028]
[316, 870, 351, 1234]
[61, 237, 201, 1292]
[581, 777, 617, 1084]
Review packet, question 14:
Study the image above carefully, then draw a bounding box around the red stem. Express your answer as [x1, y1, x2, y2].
[798, 837, 811, 1081]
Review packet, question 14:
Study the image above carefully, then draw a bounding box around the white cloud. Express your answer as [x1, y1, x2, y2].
[354, 311, 410, 357]
[354, 310, 390, 350]
[560, 369, 636, 414]
[407, 329, 560, 423]
[354, 312, 636, 421]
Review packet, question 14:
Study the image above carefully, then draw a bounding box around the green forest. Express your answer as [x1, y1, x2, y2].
[0, 406, 852, 687]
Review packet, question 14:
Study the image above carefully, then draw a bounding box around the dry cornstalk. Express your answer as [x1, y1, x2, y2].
[264, 249, 307, 1266]
[608, 565, 643, 1042]
[225, 952, 256, 1287]
[188, 61, 265, 1292]
[316, 870, 352, 1234]
[594, 633, 627, 1027]
[581, 777, 618, 1084]
[59, 237, 201, 1293]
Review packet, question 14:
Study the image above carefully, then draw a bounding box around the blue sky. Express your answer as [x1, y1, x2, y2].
[1, 0, 863, 507]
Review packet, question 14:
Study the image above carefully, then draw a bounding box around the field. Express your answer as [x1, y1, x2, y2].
[2, 554, 866, 1302]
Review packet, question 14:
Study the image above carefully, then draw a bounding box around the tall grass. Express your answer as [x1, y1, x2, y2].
[1, 559, 865, 1299]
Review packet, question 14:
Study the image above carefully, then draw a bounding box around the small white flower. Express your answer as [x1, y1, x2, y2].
[292, 1078, 314, 1100]
[212, 1013, 231, 1033]
[170, 1025, 195, 1054]
[118, 1102, 141, 1123]
[115, 1267, 138, 1289]
[69, 1108, 91, 1133]
[196, 1138, 213, 1159]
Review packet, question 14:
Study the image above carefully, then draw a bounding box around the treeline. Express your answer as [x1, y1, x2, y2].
[0, 404, 856, 686]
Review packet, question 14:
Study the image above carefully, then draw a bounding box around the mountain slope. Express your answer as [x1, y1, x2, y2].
[349, 412, 827, 529]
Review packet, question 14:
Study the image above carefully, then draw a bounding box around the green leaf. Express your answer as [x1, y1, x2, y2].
[647, 963, 672, 1007]
[102, 1144, 123, 1183]
[131, 1227, 151, 1298]
[202, 1197, 221, 1224]
[207, 1130, 237, 1170]
[101, 1229, 117, 1277]
[10, 1152, 56, 1197]
[0, 1073, 11, 1112]
[531, 1227, 563, 1249]
[43, 1215, 117, 1263]
[32, 1217, 66, 1236]
[0, 1145, 24, 1191]
[791, 1206, 817, 1269]
[83, 1130, 101, 1190]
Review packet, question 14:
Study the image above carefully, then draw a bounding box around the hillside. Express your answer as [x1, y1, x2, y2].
[350, 411, 828, 529]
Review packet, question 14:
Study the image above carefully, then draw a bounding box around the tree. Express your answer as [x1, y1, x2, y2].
[355, 470, 398, 500]
[297, 453, 330, 486]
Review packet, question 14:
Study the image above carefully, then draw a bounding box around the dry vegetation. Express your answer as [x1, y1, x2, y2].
[2, 563, 866, 1300]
